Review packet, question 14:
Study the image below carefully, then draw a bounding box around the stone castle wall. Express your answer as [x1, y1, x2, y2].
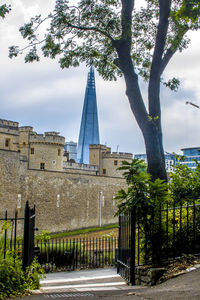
[0, 149, 124, 233]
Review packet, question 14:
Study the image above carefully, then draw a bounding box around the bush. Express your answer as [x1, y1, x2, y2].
[0, 253, 44, 300]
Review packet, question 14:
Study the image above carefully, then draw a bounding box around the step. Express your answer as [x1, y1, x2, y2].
[40, 274, 122, 287]
[40, 281, 127, 293]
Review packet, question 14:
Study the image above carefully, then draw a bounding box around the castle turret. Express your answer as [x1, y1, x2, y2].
[19, 126, 33, 157]
[90, 144, 133, 177]
[0, 119, 19, 151]
[29, 131, 65, 171]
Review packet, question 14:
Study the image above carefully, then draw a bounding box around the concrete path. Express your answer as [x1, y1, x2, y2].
[37, 268, 144, 293]
[15, 267, 200, 299]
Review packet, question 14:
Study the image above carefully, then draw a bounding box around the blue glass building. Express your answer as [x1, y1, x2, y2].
[77, 67, 100, 164]
[181, 147, 200, 170]
[134, 152, 177, 173]
[64, 141, 77, 161]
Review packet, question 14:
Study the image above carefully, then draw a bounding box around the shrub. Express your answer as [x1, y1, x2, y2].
[0, 252, 44, 299]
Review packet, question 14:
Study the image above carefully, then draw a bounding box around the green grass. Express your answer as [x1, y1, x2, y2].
[48, 224, 118, 239]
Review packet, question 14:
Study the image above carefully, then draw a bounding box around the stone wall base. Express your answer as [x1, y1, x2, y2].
[135, 266, 166, 286]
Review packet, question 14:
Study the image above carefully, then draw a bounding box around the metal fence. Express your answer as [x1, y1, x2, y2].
[0, 202, 35, 270]
[0, 210, 24, 262]
[35, 237, 118, 272]
[118, 201, 200, 285]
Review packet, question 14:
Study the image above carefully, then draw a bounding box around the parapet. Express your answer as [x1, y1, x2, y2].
[0, 118, 19, 131]
[89, 144, 111, 152]
[19, 126, 33, 132]
[63, 161, 98, 171]
[45, 131, 60, 136]
[102, 152, 133, 159]
[29, 132, 65, 145]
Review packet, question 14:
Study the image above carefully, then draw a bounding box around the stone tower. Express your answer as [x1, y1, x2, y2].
[77, 67, 100, 164]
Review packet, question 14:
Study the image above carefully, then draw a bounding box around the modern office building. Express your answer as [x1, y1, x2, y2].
[77, 67, 100, 164]
[180, 147, 200, 170]
[134, 152, 177, 173]
[64, 141, 77, 162]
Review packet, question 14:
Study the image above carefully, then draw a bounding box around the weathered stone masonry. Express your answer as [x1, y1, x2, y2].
[0, 118, 132, 233]
[0, 149, 125, 233]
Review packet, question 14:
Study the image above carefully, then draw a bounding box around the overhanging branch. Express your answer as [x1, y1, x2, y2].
[160, 26, 189, 75]
[67, 23, 114, 42]
[148, 0, 171, 117]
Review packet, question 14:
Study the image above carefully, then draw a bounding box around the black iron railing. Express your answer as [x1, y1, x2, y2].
[135, 202, 200, 266]
[0, 202, 35, 270]
[118, 201, 200, 285]
[0, 210, 24, 262]
[35, 237, 118, 272]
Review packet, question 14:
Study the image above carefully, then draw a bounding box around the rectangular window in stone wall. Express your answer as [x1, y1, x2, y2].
[40, 162, 45, 170]
[103, 168, 106, 175]
[31, 148, 34, 154]
[5, 139, 10, 147]
[114, 160, 118, 166]
[58, 149, 61, 156]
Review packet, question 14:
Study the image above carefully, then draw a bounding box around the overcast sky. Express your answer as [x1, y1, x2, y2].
[0, 1, 200, 155]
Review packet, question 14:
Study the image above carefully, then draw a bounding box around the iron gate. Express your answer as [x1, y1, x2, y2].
[117, 208, 135, 285]
[23, 201, 36, 270]
[1, 201, 36, 270]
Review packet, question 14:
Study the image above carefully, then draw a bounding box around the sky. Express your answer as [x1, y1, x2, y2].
[0, 1, 200, 155]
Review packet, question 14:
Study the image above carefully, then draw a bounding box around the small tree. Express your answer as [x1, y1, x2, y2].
[169, 159, 200, 204]
[115, 159, 168, 214]
[9, 0, 200, 181]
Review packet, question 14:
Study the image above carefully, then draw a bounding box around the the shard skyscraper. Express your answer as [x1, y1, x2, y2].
[77, 67, 100, 164]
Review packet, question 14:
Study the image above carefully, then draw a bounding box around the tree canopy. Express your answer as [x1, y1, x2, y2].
[9, 0, 200, 181]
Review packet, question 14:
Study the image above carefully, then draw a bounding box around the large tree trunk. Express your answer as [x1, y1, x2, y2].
[114, 39, 167, 181]
[142, 122, 167, 181]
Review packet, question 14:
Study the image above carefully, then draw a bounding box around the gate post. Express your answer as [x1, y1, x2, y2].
[117, 214, 121, 274]
[130, 207, 136, 285]
[23, 201, 35, 270]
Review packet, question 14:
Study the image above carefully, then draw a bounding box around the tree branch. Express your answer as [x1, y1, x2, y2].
[67, 23, 114, 42]
[148, 0, 171, 118]
[160, 25, 189, 75]
[121, 0, 134, 41]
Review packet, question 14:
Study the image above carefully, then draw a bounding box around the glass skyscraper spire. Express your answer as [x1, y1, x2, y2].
[77, 67, 100, 164]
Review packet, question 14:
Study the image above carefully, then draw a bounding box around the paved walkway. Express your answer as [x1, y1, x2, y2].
[38, 268, 143, 293]
[16, 267, 200, 299]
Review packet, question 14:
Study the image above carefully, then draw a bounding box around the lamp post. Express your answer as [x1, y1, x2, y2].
[17, 194, 21, 209]
[98, 191, 104, 227]
[56, 194, 60, 208]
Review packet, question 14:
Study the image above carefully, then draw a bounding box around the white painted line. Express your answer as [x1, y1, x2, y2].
[41, 274, 120, 284]
[41, 282, 126, 291]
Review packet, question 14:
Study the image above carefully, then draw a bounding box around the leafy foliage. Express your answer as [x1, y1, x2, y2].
[116, 158, 200, 214]
[0, 4, 11, 19]
[0, 221, 44, 300]
[35, 230, 51, 243]
[0, 255, 44, 299]
[9, 0, 200, 85]
[176, 0, 200, 23]
[115, 159, 168, 215]
[169, 159, 200, 204]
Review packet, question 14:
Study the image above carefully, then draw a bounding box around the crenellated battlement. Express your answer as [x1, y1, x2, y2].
[19, 126, 33, 132]
[0, 119, 19, 128]
[102, 152, 133, 159]
[0, 118, 19, 135]
[29, 132, 65, 146]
